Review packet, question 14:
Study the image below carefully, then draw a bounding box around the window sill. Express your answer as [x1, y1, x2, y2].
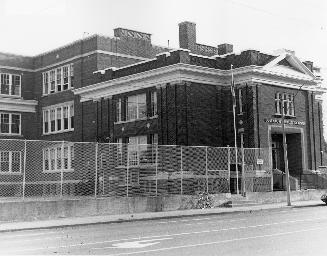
[43, 169, 74, 174]
[43, 129, 74, 136]
[0, 172, 22, 175]
[273, 114, 296, 119]
[0, 94, 22, 99]
[114, 115, 158, 125]
[42, 88, 73, 97]
[0, 133, 22, 136]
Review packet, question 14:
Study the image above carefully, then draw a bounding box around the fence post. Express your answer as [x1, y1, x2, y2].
[269, 145, 273, 192]
[180, 146, 183, 195]
[227, 145, 231, 193]
[94, 142, 98, 198]
[241, 147, 245, 195]
[205, 146, 208, 194]
[126, 145, 129, 197]
[155, 144, 158, 197]
[22, 139, 27, 200]
[60, 141, 64, 198]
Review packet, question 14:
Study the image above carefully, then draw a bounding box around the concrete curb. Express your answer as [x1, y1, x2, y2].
[0, 200, 324, 233]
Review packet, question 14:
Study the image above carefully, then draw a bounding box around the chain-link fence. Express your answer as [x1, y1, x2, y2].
[0, 139, 274, 200]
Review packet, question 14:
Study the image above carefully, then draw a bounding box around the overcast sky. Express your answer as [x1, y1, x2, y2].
[1, 0, 327, 137]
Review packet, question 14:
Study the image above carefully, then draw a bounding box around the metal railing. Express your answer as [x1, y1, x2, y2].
[0, 139, 273, 200]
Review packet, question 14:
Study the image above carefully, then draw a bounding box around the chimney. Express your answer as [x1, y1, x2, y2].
[178, 21, 196, 51]
[218, 43, 233, 55]
[303, 61, 313, 72]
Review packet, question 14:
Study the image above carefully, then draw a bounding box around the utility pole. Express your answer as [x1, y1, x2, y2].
[281, 98, 291, 206]
[231, 65, 239, 195]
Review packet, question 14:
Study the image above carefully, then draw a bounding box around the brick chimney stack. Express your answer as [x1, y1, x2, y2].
[179, 21, 196, 51]
[218, 43, 233, 55]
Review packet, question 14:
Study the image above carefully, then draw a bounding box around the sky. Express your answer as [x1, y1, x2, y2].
[1, 0, 327, 136]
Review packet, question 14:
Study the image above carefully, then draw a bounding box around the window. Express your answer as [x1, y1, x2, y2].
[0, 113, 21, 135]
[42, 64, 73, 95]
[0, 73, 21, 97]
[43, 72, 49, 95]
[12, 75, 21, 96]
[150, 91, 157, 117]
[44, 111, 49, 134]
[128, 135, 147, 166]
[0, 114, 9, 134]
[70, 105, 74, 129]
[49, 70, 55, 93]
[238, 89, 243, 114]
[11, 114, 20, 134]
[275, 92, 295, 116]
[43, 102, 74, 134]
[43, 143, 74, 172]
[56, 107, 62, 131]
[126, 94, 146, 121]
[63, 66, 69, 90]
[56, 68, 62, 92]
[63, 106, 69, 130]
[0, 151, 21, 173]
[50, 109, 56, 132]
[70, 64, 74, 88]
[150, 133, 158, 145]
[116, 98, 122, 122]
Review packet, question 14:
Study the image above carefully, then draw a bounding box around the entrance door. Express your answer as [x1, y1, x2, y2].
[271, 139, 283, 171]
[271, 133, 302, 174]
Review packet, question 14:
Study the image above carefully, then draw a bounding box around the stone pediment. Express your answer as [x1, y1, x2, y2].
[262, 52, 316, 80]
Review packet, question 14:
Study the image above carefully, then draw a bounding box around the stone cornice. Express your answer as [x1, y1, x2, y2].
[74, 63, 320, 102]
[0, 97, 37, 113]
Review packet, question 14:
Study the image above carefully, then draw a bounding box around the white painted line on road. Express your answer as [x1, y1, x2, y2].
[100, 226, 327, 255]
[7, 216, 327, 253]
[111, 238, 172, 249]
[0, 235, 68, 244]
[185, 218, 247, 226]
[157, 216, 245, 224]
[0, 230, 62, 239]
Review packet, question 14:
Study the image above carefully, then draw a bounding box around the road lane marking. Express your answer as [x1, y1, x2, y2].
[157, 217, 246, 224]
[110, 238, 172, 249]
[7, 216, 327, 253]
[99, 226, 327, 255]
[185, 218, 247, 226]
[0, 230, 63, 239]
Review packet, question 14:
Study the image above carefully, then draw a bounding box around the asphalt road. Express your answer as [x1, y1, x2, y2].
[2, 204, 327, 255]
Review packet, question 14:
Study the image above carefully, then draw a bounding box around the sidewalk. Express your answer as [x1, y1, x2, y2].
[0, 200, 324, 232]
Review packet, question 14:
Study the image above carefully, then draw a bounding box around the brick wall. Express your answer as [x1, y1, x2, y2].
[254, 84, 324, 171]
[0, 53, 34, 69]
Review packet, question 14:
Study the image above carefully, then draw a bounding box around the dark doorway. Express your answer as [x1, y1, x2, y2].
[271, 132, 302, 191]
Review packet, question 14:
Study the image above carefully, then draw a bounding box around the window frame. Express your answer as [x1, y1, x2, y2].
[0, 151, 22, 174]
[42, 64, 74, 96]
[150, 91, 157, 117]
[0, 73, 21, 97]
[116, 98, 122, 122]
[126, 93, 147, 121]
[275, 92, 295, 117]
[127, 135, 148, 166]
[238, 88, 243, 114]
[0, 113, 21, 135]
[42, 143, 74, 173]
[42, 102, 74, 135]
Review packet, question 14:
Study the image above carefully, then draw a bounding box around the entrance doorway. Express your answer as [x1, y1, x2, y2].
[271, 133, 303, 174]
